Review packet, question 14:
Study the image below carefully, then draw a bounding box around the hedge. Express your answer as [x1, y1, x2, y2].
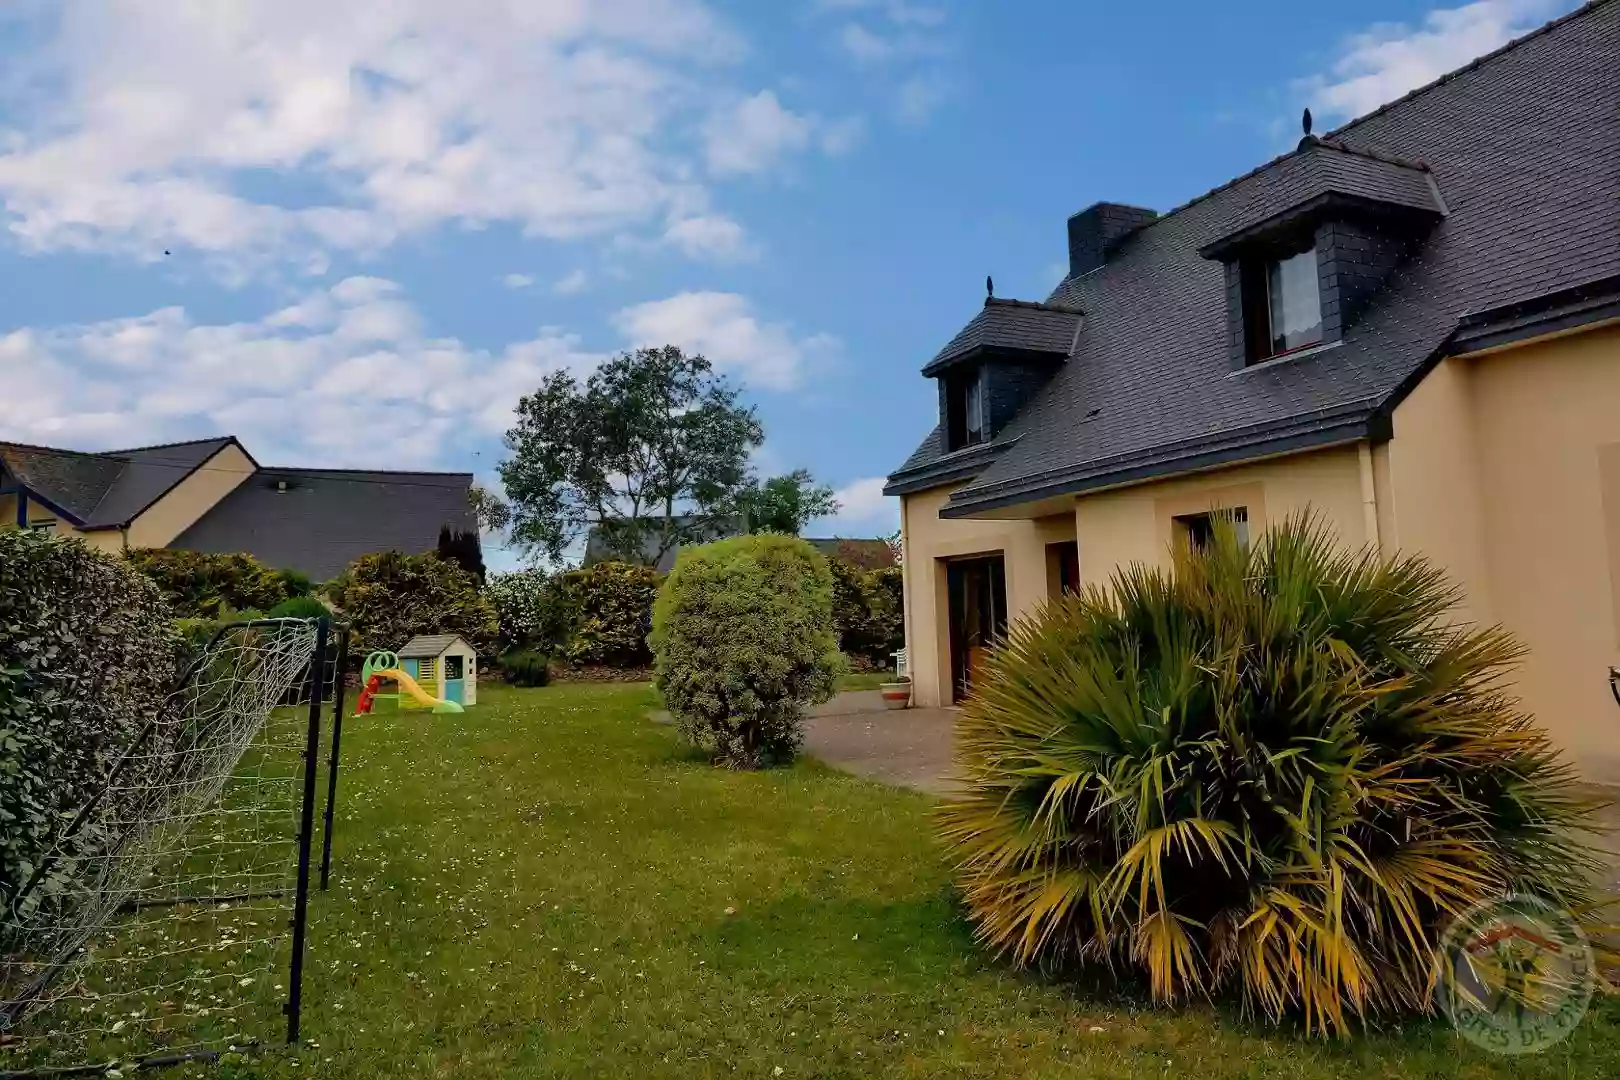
[126, 548, 306, 619]
[829, 561, 904, 668]
[0, 530, 180, 910]
[324, 551, 497, 664]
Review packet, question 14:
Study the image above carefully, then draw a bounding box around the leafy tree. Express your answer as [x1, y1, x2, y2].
[468, 483, 512, 535]
[738, 469, 839, 535]
[498, 345, 763, 566]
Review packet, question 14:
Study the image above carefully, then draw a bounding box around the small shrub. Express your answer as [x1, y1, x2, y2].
[127, 548, 293, 618]
[266, 595, 331, 621]
[651, 534, 842, 768]
[559, 561, 661, 668]
[485, 567, 577, 652]
[276, 567, 315, 597]
[938, 515, 1603, 1034]
[324, 551, 497, 664]
[1, 530, 180, 909]
[499, 649, 552, 687]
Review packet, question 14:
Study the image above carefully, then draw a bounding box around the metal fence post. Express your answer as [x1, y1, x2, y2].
[284, 618, 328, 1045]
[319, 627, 350, 890]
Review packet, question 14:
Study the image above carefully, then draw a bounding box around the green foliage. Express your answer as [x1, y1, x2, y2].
[498, 344, 764, 566]
[738, 469, 839, 535]
[266, 595, 332, 621]
[276, 567, 314, 597]
[938, 514, 1603, 1035]
[498, 649, 552, 687]
[651, 534, 842, 768]
[126, 548, 294, 618]
[829, 560, 904, 666]
[485, 567, 576, 652]
[324, 551, 497, 664]
[558, 561, 662, 668]
[436, 525, 487, 585]
[0, 530, 180, 908]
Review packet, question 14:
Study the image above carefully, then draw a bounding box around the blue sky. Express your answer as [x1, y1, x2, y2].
[0, 0, 1574, 564]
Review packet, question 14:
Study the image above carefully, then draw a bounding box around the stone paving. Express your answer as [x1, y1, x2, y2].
[802, 691, 960, 796]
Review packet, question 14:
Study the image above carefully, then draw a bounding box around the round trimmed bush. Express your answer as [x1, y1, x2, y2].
[938, 514, 1601, 1034]
[499, 649, 552, 687]
[266, 595, 332, 621]
[1, 530, 180, 906]
[651, 534, 842, 768]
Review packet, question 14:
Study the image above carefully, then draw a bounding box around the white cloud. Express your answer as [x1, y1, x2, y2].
[703, 90, 815, 176]
[552, 269, 590, 295]
[0, 276, 606, 466]
[824, 475, 897, 535]
[1299, 0, 1566, 123]
[613, 291, 839, 390]
[502, 273, 536, 289]
[839, 24, 898, 63]
[896, 74, 949, 124]
[663, 214, 758, 261]
[0, 0, 843, 273]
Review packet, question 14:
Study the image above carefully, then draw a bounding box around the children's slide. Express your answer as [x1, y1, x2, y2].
[354, 651, 464, 715]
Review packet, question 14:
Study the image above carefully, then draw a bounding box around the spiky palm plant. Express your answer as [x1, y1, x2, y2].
[938, 514, 1606, 1034]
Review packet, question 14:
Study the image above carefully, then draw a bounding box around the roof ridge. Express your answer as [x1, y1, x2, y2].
[985, 297, 1083, 313]
[266, 465, 474, 477]
[101, 435, 233, 455]
[1312, 138, 1430, 172]
[1049, 0, 1606, 289]
[0, 439, 121, 460]
[1325, 0, 1612, 142]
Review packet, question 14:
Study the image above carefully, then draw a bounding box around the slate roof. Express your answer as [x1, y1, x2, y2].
[398, 634, 471, 658]
[170, 467, 476, 581]
[887, 0, 1620, 513]
[805, 537, 897, 568]
[582, 515, 747, 573]
[921, 298, 1082, 376]
[0, 436, 242, 526]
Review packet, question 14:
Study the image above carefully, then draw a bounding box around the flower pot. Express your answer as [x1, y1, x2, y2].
[880, 681, 912, 710]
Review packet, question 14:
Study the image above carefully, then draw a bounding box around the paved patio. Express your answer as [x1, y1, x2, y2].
[802, 691, 960, 796]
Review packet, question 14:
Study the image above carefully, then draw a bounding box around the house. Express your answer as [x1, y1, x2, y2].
[582, 516, 895, 572]
[0, 436, 476, 580]
[884, 2, 1620, 781]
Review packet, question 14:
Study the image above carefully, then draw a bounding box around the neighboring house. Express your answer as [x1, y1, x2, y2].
[0, 436, 475, 580]
[581, 516, 897, 572]
[884, 3, 1620, 781]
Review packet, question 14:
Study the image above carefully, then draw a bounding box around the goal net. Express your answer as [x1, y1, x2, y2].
[1, 618, 330, 1073]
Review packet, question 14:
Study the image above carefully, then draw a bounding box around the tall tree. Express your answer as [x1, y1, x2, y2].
[738, 469, 839, 535]
[498, 345, 764, 566]
[467, 483, 512, 535]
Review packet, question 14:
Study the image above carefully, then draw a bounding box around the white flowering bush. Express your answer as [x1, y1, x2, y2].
[484, 567, 574, 651]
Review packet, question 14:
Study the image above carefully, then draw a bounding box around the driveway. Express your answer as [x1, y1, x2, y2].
[802, 691, 960, 796]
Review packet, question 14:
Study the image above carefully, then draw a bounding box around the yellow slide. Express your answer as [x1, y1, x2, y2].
[375, 667, 464, 713]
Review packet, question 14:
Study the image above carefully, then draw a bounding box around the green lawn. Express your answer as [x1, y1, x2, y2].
[835, 670, 893, 691]
[58, 683, 1620, 1077]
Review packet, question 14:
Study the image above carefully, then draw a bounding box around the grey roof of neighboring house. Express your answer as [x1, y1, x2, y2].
[582, 515, 747, 573]
[804, 537, 897, 567]
[398, 634, 471, 658]
[888, 1, 1620, 512]
[170, 467, 476, 581]
[0, 436, 242, 526]
[921, 298, 1082, 376]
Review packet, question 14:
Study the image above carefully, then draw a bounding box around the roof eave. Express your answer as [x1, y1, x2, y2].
[919, 343, 1070, 378]
[883, 439, 1013, 496]
[1198, 191, 1441, 261]
[938, 415, 1384, 518]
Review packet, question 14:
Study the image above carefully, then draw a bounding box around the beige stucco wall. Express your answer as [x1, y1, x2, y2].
[117, 442, 256, 550]
[1452, 323, 1620, 783]
[1070, 445, 1370, 586]
[0, 495, 121, 550]
[900, 484, 1076, 707]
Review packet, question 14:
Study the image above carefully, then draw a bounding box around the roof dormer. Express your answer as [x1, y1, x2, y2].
[923, 295, 1081, 451]
[1200, 132, 1445, 368]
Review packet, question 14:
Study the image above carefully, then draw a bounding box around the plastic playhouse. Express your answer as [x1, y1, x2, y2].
[354, 634, 477, 715]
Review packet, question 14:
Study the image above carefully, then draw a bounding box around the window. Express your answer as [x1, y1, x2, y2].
[1176, 507, 1249, 551]
[945, 368, 985, 450]
[443, 655, 464, 680]
[1242, 244, 1322, 363]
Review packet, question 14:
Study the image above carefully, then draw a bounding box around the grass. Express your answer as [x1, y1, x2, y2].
[836, 670, 894, 691]
[17, 683, 1618, 1078]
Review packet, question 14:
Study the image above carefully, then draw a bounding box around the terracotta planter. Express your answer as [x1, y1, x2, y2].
[880, 681, 912, 710]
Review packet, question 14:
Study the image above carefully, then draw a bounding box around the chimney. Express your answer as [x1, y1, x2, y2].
[1066, 202, 1158, 277]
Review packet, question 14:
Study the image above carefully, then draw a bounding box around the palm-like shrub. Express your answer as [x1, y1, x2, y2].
[938, 515, 1603, 1034]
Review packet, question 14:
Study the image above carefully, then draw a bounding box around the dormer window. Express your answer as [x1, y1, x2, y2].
[945, 368, 985, 450]
[1266, 246, 1323, 355]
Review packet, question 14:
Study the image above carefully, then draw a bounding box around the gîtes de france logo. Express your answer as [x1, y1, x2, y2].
[1436, 892, 1596, 1054]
